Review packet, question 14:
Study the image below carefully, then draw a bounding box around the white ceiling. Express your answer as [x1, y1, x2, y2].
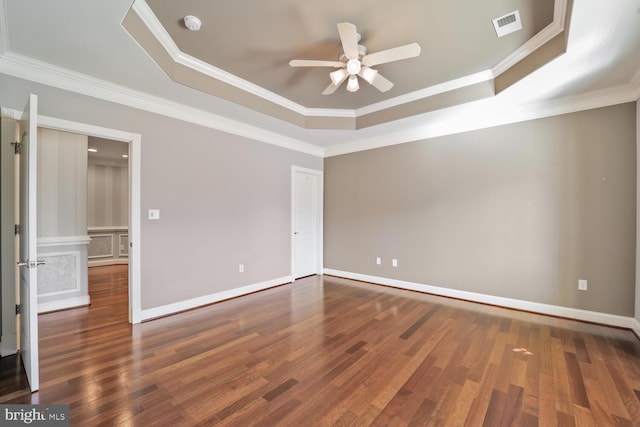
[0, 0, 639, 156]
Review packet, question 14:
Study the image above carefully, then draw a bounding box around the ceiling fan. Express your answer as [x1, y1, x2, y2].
[289, 22, 421, 95]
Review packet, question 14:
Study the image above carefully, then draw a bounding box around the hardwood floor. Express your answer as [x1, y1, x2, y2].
[1, 265, 640, 426]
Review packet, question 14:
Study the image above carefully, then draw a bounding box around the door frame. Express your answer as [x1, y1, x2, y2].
[37, 115, 142, 324]
[290, 166, 323, 280]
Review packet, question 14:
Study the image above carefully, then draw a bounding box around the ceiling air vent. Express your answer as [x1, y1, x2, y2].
[492, 10, 522, 37]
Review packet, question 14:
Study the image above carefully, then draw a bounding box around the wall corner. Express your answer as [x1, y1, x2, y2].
[636, 99, 640, 324]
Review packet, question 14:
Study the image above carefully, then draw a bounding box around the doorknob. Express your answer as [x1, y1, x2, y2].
[294, 232, 299, 235]
[16, 260, 46, 268]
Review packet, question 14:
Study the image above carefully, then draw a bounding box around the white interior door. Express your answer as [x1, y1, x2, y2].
[292, 168, 322, 279]
[18, 93, 40, 392]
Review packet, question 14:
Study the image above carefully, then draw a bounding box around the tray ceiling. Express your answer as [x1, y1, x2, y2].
[123, 0, 564, 129]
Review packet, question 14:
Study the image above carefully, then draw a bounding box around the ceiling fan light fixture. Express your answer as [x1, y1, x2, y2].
[330, 68, 348, 85]
[346, 75, 359, 92]
[359, 66, 378, 84]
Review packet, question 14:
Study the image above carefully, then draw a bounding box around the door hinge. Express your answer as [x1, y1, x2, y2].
[14, 224, 22, 235]
[15, 304, 21, 315]
[11, 141, 22, 154]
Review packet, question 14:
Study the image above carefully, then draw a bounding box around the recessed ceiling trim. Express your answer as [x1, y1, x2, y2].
[355, 70, 495, 116]
[126, 2, 499, 127]
[131, 0, 486, 122]
[131, 0, 311, 117]
[304, 108, 356, 118]
[174, 51, 309, 114]
[127, 0, 569, 130]
[492, 0, 567, 77]
[130, 0, 180, 58]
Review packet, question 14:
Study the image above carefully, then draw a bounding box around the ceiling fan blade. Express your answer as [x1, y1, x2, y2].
[337, 22, 359, 60]
[362, 43, 421, 67]
[289, 59, 344, 68]
[322, 74, 348, 95]
[370, 72, 394, 92]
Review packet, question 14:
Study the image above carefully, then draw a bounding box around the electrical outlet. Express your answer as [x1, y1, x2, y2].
[148, 209, 160, 220]
[239, 264, 244, 273]
[376, 257, 381, 265]
[578, 279, 587, 291]
[392, 259, 398, 267]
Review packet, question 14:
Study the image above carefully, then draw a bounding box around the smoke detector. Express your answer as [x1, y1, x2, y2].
[184, 15, 202, 32]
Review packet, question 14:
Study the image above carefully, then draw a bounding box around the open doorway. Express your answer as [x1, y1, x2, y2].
[87, 138, 129, 268]
[36, 131, 132, 318]
[86, 138, 130, 323]
[37, 115, 141, 324]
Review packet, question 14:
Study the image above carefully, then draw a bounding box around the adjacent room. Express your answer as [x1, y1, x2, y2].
[1, 0, 639, 425]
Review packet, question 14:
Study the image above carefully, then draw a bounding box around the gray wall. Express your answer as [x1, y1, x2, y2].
[325, 103, 637, 317]
[0, 73, 322, 310]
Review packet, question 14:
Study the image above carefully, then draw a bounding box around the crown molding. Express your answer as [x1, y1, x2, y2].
[0, 107, 20, 120]
[324, 81, 639, 157]
[0, 46, 636, 160]
[0, 0, 8, 56]
[0, 51, 324, 157]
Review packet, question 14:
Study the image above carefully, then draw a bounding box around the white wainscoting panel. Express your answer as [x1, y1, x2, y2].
[119, 234, 129, 257]
[88, 234, 114, 259]
[88, 228, 129, 266]
[38, 251, 81, 296]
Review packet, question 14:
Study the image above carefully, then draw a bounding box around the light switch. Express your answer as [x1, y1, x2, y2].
[578, 279, 587, 291]
[148, 209, 160, 220]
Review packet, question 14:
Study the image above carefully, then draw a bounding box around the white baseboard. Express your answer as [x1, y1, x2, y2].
[131, 308, 142, 325]
[323, 269, 638, 330]
[0, 333, 17, 357]
[632, 319, 640, 339]
[89, 259, 129, 267]
[38, 295, 91, 314]
[140, 276, 292, 322]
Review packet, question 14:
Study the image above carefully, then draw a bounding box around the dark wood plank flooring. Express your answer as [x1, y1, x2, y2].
[1, 265, 639, 426]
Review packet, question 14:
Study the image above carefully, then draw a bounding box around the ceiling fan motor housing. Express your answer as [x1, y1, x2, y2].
[346, 59, 361, 75]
